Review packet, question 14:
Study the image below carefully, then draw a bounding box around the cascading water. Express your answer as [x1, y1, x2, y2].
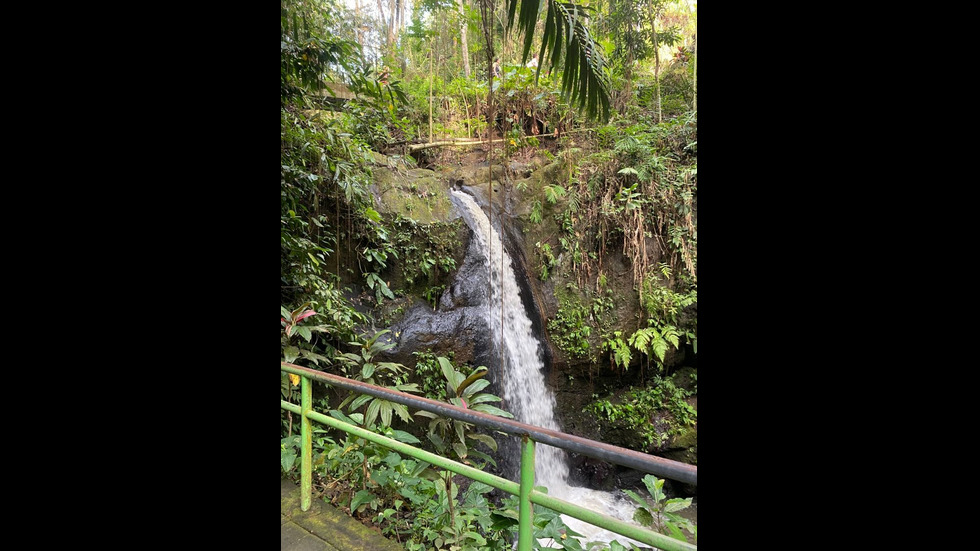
[450, 188, 641, 547]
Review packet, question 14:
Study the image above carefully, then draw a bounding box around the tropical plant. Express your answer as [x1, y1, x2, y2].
[602, 331, 632, 371]
[623, 474, 696, 543]
[414, 357, 513, 467]
[506, 0, 612, 121]
[336, 330, 420, 429]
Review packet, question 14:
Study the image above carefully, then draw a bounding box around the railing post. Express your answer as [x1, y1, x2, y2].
[518, 435, 535, 551]
[301, 375, 312, 512]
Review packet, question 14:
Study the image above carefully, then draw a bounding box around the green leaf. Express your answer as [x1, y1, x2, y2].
[454, 418, 466, 444]
[462, 531, 486, 546]
[653, 339, 668, 362]
[363, 207, 382, 222]
[466, 433, 498, 452]
[365, 399, 381, 428]
[283, 346, 300, 363]
[293, 325, 314, 344]
[361, 362, 376, 379]
[467, 393, 502, 405]
[281, 448, 297, 472]
[438, 357, 459, 394]
[471, 404, 514, 418]
[380, 400, 393, 427]
[468, 481, 494, 495]
[632, 507, 653, 527]
[348, 394, 373, 412]
[452, 442, 468, 460]
[391, 402, 412, 423]
[456, 367, 488, 396]
[328, 409, 357, 425]
[665, 522, 686, 541]
[664, 497, 692, 513]
[281, 305, 292, 319]
[391, 430, 421, 444]
[350, 489, 375, 513]
[623, 490, 654, 512]
[463, 378, 492, 396]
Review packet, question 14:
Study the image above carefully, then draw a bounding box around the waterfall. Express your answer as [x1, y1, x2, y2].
[450, 189, 641, 547]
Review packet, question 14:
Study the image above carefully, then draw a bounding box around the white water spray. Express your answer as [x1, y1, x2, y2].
[451, 189, 641, 547]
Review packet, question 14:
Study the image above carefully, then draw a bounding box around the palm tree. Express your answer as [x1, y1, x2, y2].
[507, 0, 611, 122]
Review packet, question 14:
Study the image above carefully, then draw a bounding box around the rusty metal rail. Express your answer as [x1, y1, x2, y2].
[281, 361, 697, 551]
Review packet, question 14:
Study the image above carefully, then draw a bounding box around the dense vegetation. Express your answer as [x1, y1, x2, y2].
[282, 0, 697, 548]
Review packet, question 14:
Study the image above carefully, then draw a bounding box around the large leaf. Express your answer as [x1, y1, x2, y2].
[461, 378, 492, 397]
[456, 367, 488, 396]
[467, 393, 502, 405]
[623, 489, 653, 512]
[508, 0, 610, 121]
[632, 506, 653, 527]
[390, 430, 421, 444]
[350, 489, 375, 513]
[439, 357, 464, 394]
[283, 346, 300, 363]
[664, 497, 693, 513]
[471, 404, 515, 418]
[365, 399, 382, 428]
[348, 393, 373, 412]
[467, 433, 498, 452]
[391, 402, 412, 423]
[361, 362, 376, 379]
[380, 401, 393, 428]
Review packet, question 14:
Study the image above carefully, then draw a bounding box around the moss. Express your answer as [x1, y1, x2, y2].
[372, 167, 454, 224]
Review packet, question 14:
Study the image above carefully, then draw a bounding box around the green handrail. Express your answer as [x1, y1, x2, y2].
[281, 362, 697, 551]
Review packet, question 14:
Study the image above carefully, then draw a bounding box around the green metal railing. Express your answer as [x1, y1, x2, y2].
[281, 362, 697, 551]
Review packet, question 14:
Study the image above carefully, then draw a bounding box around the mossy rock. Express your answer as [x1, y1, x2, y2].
[372, 167, 455, 224]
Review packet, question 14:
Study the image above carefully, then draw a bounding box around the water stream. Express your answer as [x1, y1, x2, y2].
[450, 188, 643, 547]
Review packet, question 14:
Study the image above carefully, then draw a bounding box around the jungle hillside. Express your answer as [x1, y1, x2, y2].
[282, 0, 697, 548]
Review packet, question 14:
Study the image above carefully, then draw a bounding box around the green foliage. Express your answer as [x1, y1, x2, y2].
[544, 184, 567, 205]
[623, 475, 696, 544]
[414, 357, 513, 467]
[388, 217, 461, 294]
[412, 350, 452, 402]
[529, 200, 544, 224]
[548, 295, 593, 358]
[536, 242, 558, 281]
[585, 375, 696, 450]
[492, 490, 588, 550]
[602, 331, 632, 371]
[507, 0, 611, 121]
[336, 330, 420, 429]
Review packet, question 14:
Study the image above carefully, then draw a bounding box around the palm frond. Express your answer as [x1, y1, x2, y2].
[507, 0, 610, 121]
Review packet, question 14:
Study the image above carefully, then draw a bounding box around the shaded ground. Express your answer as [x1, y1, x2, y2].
[281, 477, 403, 551]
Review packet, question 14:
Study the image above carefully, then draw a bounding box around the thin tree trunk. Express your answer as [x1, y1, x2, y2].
[460, 0, 471, 78]
[388, 0, 396, 48]
[429, 48, 434, 143]
[354, 0, 362, 46]
[459, 81, 472, 138]
[653, 23, 661, 123]
[692, 21, 697, 112]
[376, 0, 387, 47]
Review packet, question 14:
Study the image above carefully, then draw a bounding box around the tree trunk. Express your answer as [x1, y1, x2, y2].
[429, 48, 434, 143]
[376, 0, 388, 48]
[692, 20, 697, 112]
[387, 0, 396, 48]
[653, 23, 661, 123]
[460, 0, 471, 78]
[354, 0, 362, 46]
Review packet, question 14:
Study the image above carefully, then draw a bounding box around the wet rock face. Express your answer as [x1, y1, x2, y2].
[377, 218, 496, 370]
[383, 303, 496, 370]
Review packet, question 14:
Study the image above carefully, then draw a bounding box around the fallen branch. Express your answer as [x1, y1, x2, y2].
[407, 138, 497, 152]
